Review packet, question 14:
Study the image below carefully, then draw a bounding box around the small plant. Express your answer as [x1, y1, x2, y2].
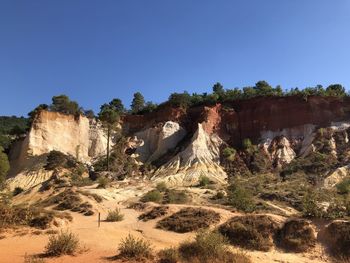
[227, 181, 255, 212]
[106, 208, 124, 222]
[141, 190, 163, 203]
[301, 190, 323, 218]
[158, 247, 179, 263]
[163, 189, 190, 204]
[199, 176, 211, 187]
[336, 178, 350, 194]
[118, 234, 153, 259]
[45, 230, 80, 256]
[179, 230, 251, 263]
[242, 138, 253, 150]
[13, 187, 24, 196]
[24, 254, 45, 263]
[156, 182, 168, 192]
[97, 177, 110, 189]
[223, 147, 236, 161]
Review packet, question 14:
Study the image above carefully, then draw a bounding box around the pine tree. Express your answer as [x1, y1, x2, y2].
[131, 92, 145, 114]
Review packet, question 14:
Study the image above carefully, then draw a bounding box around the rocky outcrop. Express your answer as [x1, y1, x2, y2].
[9, 111, 108, 177]
[153, 123, 227, 186]
[133, 121, 186, 163]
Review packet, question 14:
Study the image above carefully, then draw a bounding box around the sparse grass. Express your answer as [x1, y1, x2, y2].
[158, 247, 179, 263]
[138, 206, 168, 221]
[157, 207, 221, 233]
[97, 177, 110, 189]
[163, 189, 190, 204]
[219, 215, 279, 251]
[45, 230, 80, 257]
[23, 254, 46, 263]
[179, 230, 251, 263]
[0, 203, 54, 229]
[77, 190, 103, 203]
[106, 208, 124, 222]
[118, 234, 153, 259]
[336, 178, 350, 195]
[277, 219, 316, 252]
[141, 190, 163, 203]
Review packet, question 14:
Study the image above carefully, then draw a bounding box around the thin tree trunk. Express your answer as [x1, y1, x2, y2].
[107, 127, 110, 171]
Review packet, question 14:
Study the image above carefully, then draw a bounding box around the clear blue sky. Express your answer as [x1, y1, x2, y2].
[1, 0, 350, 116]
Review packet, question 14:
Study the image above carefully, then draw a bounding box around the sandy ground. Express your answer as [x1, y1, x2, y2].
[0, 185, 333, 263]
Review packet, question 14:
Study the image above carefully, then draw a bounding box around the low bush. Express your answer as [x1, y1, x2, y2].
[141, 190, 163, 203]
[106, 208, 124, 222]
[138, 206, 168, 221]
[163, 189, 190, 204]
[97, 177, 110, 189]
[118, 234, 153, 259]
[127, 202, 148, 211]
[156, 182, 168, 192]
[219, 215, 279, 251]
[336, 178, 350, 194]
[199, 176, 211, 187]
[44, 150, 76, 170]
[158, 247, 179, 263]
[45, 230, 80, 256]
[325, 221, 350, 259]
[157, 207, 220, 233]
[179, 230, 251, 263]
[227, 181, 256, 212]
[276, 219, 316, 252]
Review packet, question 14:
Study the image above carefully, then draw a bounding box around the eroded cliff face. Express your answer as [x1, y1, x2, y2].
[9, 111, 107, 178]
[9, 96, 350, 187]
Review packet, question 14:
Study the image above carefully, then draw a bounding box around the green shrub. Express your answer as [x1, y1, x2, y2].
[106, 208, 124, 222]
[44, 150, 76, 170]
[141, 190, 163, 203]
[223, 147, 236, 161]
[199, 176, 211, 187]
[158, 247, 179, 263]
[157, 207, 220, 233]
[118, 234, 153, 259]
[301, 190, 323, 218]
[45, 230, 80, 256]
[97, 177, 110, 189]
[242, 138, 253, 150]
[336, 178, 350, 194]
[156, 182, 168, 192]
[179, 230, 251, 263]
[227, 181, 255, 212]
[163, 189, 190, 204]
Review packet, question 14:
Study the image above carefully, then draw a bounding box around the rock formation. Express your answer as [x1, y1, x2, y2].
[153, 123, 227, 186]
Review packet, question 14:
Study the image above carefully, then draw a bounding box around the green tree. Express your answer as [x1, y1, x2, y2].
[326, 84, 346, 97]
[212, 82, 225, 100]
[98, 99, 124, 171]
[131, 92, 145, 114]
[168, 92, 192, 108]
[0, 146, 10, 186]
[255, 81, 274, 96]
[50, 95, 81, 115]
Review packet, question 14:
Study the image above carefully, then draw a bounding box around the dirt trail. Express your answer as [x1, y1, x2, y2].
[0, 199, 332, 263]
